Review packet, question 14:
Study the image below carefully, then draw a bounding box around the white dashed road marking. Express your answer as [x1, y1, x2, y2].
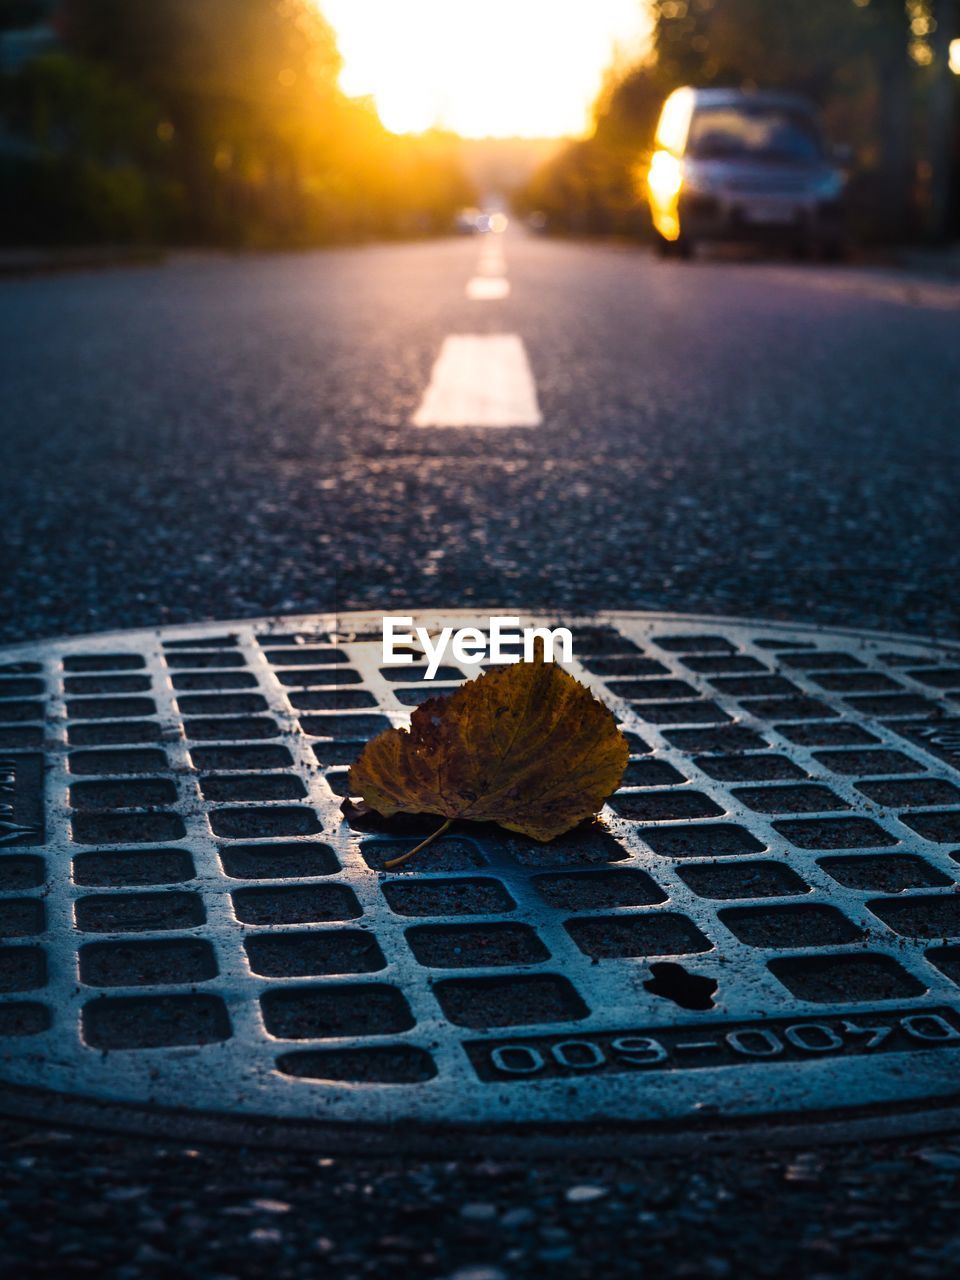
[466, 276, 510, 300]
[412, 334, 541, 428]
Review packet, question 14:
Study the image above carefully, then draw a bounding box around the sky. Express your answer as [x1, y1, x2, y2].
[320, 0, 651, 138]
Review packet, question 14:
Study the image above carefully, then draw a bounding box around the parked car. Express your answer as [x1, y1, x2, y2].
[646, 87, 848, 259]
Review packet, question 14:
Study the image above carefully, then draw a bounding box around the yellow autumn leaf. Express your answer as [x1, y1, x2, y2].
[348, 655, 628, 867]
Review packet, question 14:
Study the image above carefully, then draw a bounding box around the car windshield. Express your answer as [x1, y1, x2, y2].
[687, 105, 823, 163]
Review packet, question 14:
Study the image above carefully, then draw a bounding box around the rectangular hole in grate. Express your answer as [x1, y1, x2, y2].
[780, 652, 865, 671]
[0, 679, 44, 697]
[925, 947, 960, 988]
[813, 748, 924, 776]
[570, 627, 640, 655]
[533, 869, 667, 911]
[494, 823, 629, 869]
[654, 636, 736, 654]
[677, 861, 809, 900]
[910, 668, 960, 690]
[709, 676, 802, 697]
[817, 855, 951, 892]
[845, 694, 939, 718]
[183, 717, 279, 741]
[176, 694, 267, 716]
[773, 817, 896, 849]
[0, 662, 42, 674]
[199, 774, 306, 803]
[753, 639, 816, 650]
[172, 672, 258, 691]
[867, 895, 960, 939]
[265, 648, 347, 667]
[581, 656, 669, 677]
[0, 900, 44, 938]
[67, 721, 160, 747]
[232, 884, 361, 925]
[163, 636, 238, 649]
[83, 995, 231, 1049]
[610, 791, 724, 822]
[620, 760, 688, 787]
[276, 668, 363, 688]
[71, 812, 186, 845]
[324, 770, 354, 797]
[361, 838, 486, 873]
[0, 946, 46, 992]
[720, 904, 860, 948]
[246, 930, 385, 977]
[69, 779, 178, 810]
[64, 655, 145, 672]
[638, 823, 765, 858]
[740, 697, 838, 722]
[810, 673, 903, 693]
[0, 701, 44, 723]
[394, 687, 458, 707]
[299, 714, 391, 740]
[0, 1003, 50, 1037]
[405, 923, 549, 968]
[209, 806, 320, 839]
[696, 754, 807, 783]
[66, 697, 156, 721]
[623, 731, 652, 754]
[768, 954, 924, 1003]
[79, 938, 217, 987]
[190, 745, 293, 771]
[731, 784, 849, 815]
[381, 664, 462, 683]
[64, 675, 151, 695]
[899, 811, 960, 843]
[681, 656, 770, 674]
[381, 877, 516, 916]
[73, 849, 195, 887]
[219, 842, 339, 879]
[0, 727, 43, 749]
[632, 701, 731, 726]
[68, 749, 168, 776]
[261, 984, 413, 1039]
[607, 679, 700, 700]
[433, 974, 588, 1028]
[71, 814, 185, 844]
[664, 726, 770, 754]
[566, 913, 712, 958]
[278, 1045, 436, 1083]
[0, 856, 45, 892]
[855, 778, 960, 808]
[777, 722, 879, 748]
[288, 689, 378, 711]
[164, 652, 246, 669]
[75, 891, 204, 933]
[312, 741, 367, 767]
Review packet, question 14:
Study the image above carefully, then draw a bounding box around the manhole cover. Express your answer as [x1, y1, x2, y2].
[3, 610, 960, 1151]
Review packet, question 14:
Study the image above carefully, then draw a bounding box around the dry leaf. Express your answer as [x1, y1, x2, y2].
[348, 655, 628, 866]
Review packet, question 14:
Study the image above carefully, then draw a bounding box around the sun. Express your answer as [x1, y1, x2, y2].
[319, 0, 650, 138]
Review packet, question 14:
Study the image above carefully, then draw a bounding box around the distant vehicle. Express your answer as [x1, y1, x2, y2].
[454, 208, 485, 234]
[646, 87, 848, 259]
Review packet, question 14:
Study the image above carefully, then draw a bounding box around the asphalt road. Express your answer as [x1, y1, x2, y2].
[3, 234, 960, 1278]
[2, 231, 960, 645]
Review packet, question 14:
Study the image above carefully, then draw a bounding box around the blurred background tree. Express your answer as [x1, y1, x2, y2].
[517, 0, 959, 244]
[0, 0, 474, 246]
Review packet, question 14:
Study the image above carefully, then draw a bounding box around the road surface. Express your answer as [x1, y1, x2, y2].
[1, 232, 959, 644]
[3, 234, 960, 1278]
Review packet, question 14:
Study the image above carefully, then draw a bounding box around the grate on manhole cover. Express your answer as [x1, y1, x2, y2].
[4, 611, 960, 1151]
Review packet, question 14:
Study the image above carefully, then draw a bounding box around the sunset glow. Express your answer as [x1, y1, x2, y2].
[320, 0, 650, 138]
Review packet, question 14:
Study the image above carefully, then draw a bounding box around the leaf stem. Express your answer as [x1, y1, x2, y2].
[383, 818, 454, 870]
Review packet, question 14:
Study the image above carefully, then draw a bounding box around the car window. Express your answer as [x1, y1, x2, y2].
[688, 106, 823, 163]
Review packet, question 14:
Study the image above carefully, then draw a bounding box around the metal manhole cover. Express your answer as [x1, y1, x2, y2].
[4, 610, 960, 1151]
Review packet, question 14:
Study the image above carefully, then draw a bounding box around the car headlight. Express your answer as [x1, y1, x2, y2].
[647, 150, 683, 202]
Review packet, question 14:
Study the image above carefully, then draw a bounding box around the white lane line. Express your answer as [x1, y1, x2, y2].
[466, 276, 510, 300]
[412, 334, 541, 428]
